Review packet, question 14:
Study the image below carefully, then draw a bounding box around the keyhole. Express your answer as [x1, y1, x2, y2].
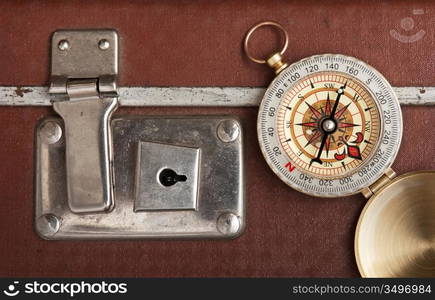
[159, 168, 187, 187]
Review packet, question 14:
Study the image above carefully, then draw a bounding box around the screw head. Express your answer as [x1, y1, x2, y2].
[98, 39, 110, 50]
[217, 119, 240, 143]
[58, 39, 70, 51]
[40, 121, 62, 144]
[217, 213, 240, 236]
[36, 214, 60, 238]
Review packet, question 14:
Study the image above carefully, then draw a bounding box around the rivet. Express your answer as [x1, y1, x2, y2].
[217, 119, 240, 143]
[217, 213, 240, 236]
[58, 40, 70, 51]
[98, 39, 110, 50]
[36, 214, 60, 238]
[40, 121, 62, 144]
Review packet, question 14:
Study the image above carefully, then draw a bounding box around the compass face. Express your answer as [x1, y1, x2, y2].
[258, 54, 402, 197]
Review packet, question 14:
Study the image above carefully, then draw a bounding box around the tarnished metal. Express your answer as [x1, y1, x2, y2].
[53, 97, 118, 214]
[134, 142, 200, 212]
[1, 86, 434, 106]
[49, 29, 119, 214]
[49, 29, 118, 99]
[35, 116, 245, 239]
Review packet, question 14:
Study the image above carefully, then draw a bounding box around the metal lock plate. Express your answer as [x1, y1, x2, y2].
[135, 142, 200, 211]
[35, 116, 245, 239]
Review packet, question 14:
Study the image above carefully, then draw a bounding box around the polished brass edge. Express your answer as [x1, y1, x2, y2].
[361, 167, 397, 199]
[267, 53, 288, 75]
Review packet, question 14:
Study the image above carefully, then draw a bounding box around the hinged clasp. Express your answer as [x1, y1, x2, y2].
[49, 29, 118, 99]
[49, 29, 119, 214]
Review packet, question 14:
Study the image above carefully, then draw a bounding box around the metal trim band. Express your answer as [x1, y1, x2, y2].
[0, 86, 433, 107]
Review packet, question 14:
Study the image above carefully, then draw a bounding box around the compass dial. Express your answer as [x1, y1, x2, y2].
[258, 54, 402, 197]
[277, 72, 380, 178]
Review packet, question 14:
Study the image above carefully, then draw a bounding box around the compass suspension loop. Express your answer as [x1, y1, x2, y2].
[244, 20, 289, 74]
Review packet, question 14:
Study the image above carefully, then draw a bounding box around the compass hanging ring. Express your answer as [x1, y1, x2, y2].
[244, 21, 289, 73]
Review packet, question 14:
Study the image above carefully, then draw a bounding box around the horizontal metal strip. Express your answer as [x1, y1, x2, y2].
[0, 86, 433, 106]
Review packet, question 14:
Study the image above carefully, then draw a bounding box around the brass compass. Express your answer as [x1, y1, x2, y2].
[244, 21, 435, 277]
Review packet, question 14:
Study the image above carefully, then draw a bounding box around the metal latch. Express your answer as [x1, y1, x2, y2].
[36, 29, 245, 239]
[49, 30, 119, 213]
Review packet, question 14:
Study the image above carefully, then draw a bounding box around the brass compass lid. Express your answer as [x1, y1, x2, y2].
[355, 170, 435, 277]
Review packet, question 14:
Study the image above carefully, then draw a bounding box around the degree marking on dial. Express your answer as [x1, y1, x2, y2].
[353, 92, 361, 102]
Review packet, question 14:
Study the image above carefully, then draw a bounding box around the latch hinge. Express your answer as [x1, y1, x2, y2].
[49, 29, 118, 100]
[66, 79, 99, 101]
[361, 167, 397, 198]
[48, 29, 119, 214]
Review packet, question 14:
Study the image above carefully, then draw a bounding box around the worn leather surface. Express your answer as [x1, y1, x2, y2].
[0, 0, 434, 277]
